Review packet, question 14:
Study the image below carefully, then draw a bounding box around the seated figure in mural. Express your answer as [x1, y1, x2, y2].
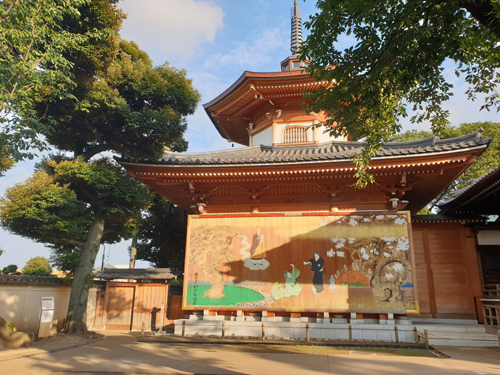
[271, 264, 302, 299]
[304, 251, 324, 294]
[250, 227, 266, 264]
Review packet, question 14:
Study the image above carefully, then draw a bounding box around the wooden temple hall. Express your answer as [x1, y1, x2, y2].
[119, 1, 499, 340]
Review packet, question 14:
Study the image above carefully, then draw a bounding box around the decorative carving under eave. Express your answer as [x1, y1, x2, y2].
[316, 184, 343, 202]
[240, 186, 270, 202]
[381, 183, 413, 200]
[184, 182, 218, 204]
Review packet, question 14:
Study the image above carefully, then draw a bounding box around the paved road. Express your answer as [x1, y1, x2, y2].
[1, 332, 499, 374]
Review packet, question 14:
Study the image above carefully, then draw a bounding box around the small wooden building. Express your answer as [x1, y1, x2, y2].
[93, 268, 182, 330]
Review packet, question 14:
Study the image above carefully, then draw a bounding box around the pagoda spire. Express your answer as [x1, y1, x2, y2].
[290, 0, 303, 55]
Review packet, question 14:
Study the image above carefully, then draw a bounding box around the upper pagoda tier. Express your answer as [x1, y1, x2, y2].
[203, 70, 335, 147]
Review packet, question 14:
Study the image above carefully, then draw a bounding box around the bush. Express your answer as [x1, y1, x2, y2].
[22, 256, 52, 276]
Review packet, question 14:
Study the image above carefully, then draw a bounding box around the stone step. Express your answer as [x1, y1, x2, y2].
[429, 338, 499, 347]
[414, 324, 487, 333]
[427, 331, 498, 341]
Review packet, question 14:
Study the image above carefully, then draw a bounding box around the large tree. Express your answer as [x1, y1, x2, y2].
[0, 157, 153, 332]
[1, 1, 200, 333]
[135, 194, 188, 270]
[300, 0, 500, 186]
[0, 0, 123, 162]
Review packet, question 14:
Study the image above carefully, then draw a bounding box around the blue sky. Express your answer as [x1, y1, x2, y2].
[1, 0, 498, 270]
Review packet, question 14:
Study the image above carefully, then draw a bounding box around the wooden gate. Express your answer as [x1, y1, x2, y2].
[106, 285, 135, 330]
[98, 282, 171, 330]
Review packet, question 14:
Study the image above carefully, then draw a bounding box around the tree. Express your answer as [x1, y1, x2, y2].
[2, 265, 19, 275]
[33, 39, 200, 161]
[1, 0, 199, 334]
[0, 157, 153, 332]
[0, 0, 123, 161]
[300, 0, 500, 186]
[22, 256, 52, 276]
[135, 195, 188, 270]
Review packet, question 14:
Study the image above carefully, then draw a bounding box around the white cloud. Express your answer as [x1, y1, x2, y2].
[203, 28, 287, 70]
[119, 0, 224, 61]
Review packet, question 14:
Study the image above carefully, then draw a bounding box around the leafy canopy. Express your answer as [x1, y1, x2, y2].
[0, 157, 153, 252]
[2, 264, 18, 275]
[135, 195, 188, 270]
[0, 0, 123, 161]
[301, 0, 500, 186]
[22, 256, 52, 276]
[34, 39, 201, 161]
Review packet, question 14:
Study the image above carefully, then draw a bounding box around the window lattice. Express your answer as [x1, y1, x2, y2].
[283, 126, 307, 143]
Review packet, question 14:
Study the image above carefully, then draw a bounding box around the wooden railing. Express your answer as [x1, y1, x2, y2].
[482, 284, 500, 335]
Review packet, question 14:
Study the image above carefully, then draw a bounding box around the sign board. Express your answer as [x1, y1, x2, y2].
[41, 297, 55, 310]
[38, 297, 55, 338]
[40, 310, 54, 323]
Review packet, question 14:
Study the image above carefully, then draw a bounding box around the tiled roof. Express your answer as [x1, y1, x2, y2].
[411, 214, 487, 224]
[95, 268, 180, 280]
[120, 129, 490, 166]
[438, 164, 500, 215]
[0, 275, 105, 287]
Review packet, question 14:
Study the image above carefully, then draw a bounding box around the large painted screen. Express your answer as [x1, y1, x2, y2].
[183, 213, 417, 313]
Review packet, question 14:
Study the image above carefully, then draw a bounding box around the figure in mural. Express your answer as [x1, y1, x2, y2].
[250, 227, 266, 264]
[271, 264, 302, 299]
[304, 251, 324, 294]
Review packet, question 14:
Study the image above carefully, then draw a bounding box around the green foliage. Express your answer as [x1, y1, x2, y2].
[170, 279, 182, 287]
[301, 0, 500, 186]
[33, 39, 201, 161]
[22, 256, 52, 276]
[440, 122, 500, 189]
[0, 157, 153, 251]
[0, 139, 15, 177]
[1, 318, 16, 333]
[2, 264, 18, 275]
[0, 0, 124, 161]
[135, 194, 187, 270]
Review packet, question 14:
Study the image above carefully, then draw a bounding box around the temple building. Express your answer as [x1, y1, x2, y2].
[118, 1, 497, 339]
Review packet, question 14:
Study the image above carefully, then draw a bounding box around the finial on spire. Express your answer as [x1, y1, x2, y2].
[290, 0, 303, 55]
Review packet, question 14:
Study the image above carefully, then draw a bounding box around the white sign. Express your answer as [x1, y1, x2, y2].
[41, 297, 54, 310]
[40, 310, 54, 323]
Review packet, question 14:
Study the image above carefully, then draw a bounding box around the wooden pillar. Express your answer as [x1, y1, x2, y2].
[272, 120, 279, 146]
[313, 119, 319, 144]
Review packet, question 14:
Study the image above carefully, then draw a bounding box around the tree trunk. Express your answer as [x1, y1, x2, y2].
[65, 216, 105, 334]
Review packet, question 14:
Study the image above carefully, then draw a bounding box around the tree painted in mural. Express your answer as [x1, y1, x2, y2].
[327, 215, 411, 304]
[187, 226, 238, 298]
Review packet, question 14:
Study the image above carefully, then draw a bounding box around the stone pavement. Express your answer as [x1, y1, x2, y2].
[0, 331, 499, 374]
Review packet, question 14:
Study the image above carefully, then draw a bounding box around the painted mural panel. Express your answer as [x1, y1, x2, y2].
[183, 213, 416, 313]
